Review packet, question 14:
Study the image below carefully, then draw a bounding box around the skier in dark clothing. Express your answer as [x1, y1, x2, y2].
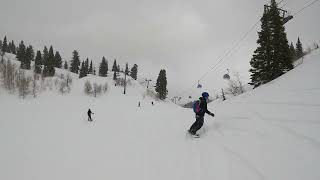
[189, 92, 214, 135]
[87, 109, 94, 122]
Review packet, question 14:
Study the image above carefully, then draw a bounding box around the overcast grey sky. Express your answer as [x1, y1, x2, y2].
[1, 0, 319, 97]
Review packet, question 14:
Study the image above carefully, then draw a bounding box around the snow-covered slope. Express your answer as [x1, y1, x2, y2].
[0, 49, 320, 180]
[200, 49, 320, 180]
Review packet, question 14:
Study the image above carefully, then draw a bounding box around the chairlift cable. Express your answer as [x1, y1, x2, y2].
[198, 20, 260, 82]
[176, 0, 319, 97]
[278, 0, 285, 5]
[280, 2, 288, 8]
[293, 0, 320, 16]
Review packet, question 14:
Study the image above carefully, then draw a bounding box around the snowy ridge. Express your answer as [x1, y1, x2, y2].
[0, 50, 320, 180]
[1, 52, 156, 104]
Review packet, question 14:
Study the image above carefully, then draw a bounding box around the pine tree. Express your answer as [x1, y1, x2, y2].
[64, 61, 68, 70]
[8, 41, 13, 54]
[70, 50, 80, 74]
[24, 45, 34, 69]
[2, 36, 8, 53]
[99, 56, 108, 77]
[130, 64, 138, 80]
[112, 59, 117, 71]
[79, 61, 87, 78]
[7, 40, 16, 54]
[268, 0, 293, 78]
[34, 51, 42, 74]
[8, 41, 12, 53]
[88, 60, 93, 74]
[113, 71, 117, 80]
[54, 51, 62, 68]
[43, 46, 55, 77]
[249, 10, 272, 88]
[11, 40, 16, 54]
[289, 42, 297, 61]
[249, 0, 293, 88]
[85, 58, 89, 74]
[42, 46, 49, 65]
[29, 45, 35, 60]
[17, 41, 27, 68]
[125, 63, 129, 75]
[296, 37, 304, 59]
[155, 69, 168, 100]
[104, 58, 108, 75]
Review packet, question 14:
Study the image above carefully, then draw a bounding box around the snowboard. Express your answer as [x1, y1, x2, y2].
[187, 130, 200, 138]
[191, 134, 200, 138]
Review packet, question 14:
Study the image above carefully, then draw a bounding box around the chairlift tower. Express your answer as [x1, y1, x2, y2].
[145, 79, 152, 89]
[264, 5, 293, 24]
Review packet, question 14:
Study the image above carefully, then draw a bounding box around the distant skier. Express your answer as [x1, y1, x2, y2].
[138, 102, 141, 107]
[87, 109, 94, 122]
[189, 92, 215, 136]
[151, 101, 154, 106]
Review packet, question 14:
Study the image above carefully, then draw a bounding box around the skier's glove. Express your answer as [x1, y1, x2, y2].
[210, 113, 215, 117]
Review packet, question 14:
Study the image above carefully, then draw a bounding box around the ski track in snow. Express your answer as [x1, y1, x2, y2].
[218, 141, 267, 180]
[252, 110, 320, 149]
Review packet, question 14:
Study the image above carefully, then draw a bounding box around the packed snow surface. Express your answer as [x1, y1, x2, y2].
[1, 50, 320, 180]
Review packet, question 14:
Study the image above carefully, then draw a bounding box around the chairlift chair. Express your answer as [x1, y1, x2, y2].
[223, 73, 230, 80]
[223, 69, 230, 80]
[197, 80, 202, 88]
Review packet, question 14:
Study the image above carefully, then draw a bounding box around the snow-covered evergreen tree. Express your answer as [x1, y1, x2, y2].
[70, 50, 80, 74]
[249, 10, 272, 88]
[88, 60, 93, 74]
[296, 37, 304, 59]
[17, 41, 27, 68]
[34, 51, 42, 74]
[99, 57, 108, 77]
[64, 61, 68, 70]
[113, 71, 117, 80]
[2, 36, 8, 53]
[9, 40, 16, 54]
[155, 69, 168, 100]
[130, 64, 138, 80]
[112, 59, 117, 72]
[24, 45, 34, 69]
[42, 46, 49, 66]
[79, 61, 87, 78]
[289, 42, 297, 61]
[54, 51, 62, 68]
[249, 0, 293, 88]
[268, 0, 293, 78]
[85, 58, 89, 74]
[42, 46, 55, 77]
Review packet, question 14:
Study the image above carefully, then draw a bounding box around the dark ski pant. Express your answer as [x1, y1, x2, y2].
[88, 115, 92, 121]
[189, 115, 204, 134]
